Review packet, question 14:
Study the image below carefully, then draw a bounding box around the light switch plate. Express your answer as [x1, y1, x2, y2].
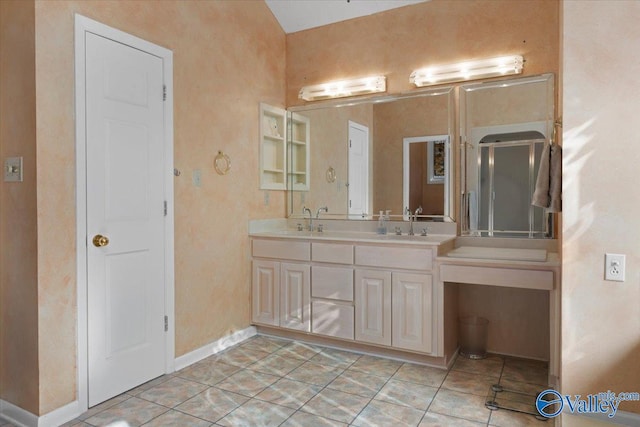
[192, 169, 202, 187]
[4, 157, 23, 182]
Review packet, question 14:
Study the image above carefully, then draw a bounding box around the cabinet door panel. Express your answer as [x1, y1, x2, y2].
[392, 273, 432, 353]
[252, 260, 280, 326]
[355, 269, 391, 346]
[280, 263, 310, 332]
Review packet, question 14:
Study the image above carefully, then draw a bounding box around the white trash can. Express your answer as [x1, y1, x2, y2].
[459, 316, 489, 359]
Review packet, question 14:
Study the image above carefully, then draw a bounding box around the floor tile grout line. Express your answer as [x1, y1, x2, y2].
[79, 337, 547, 427]
[345, 360, 424, 427]
[277, 350, 364, 426]
[169, 386, 247, 426]
[416, 361, 450, 426]
[212, 338, 330, 426]
[417, 354, 503, 426]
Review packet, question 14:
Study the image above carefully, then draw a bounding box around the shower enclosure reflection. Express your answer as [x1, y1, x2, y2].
[461, 74, 555, 237]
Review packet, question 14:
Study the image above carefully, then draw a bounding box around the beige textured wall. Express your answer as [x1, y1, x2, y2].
[32, 0, 285, 414]
[458, 284, 549, 360]
[286, 0, 559, 107]
[562, 0, 640, 415]
[0, 0, 39, 414]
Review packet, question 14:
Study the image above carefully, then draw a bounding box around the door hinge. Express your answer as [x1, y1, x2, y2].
[164, 200, 168, 216]
[164, 315, 168, 332]
[163, 85, 167, 101]
[349, 139, 352, 148]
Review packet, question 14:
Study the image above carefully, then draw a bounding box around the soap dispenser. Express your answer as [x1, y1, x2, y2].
[377, 211, 387, 235]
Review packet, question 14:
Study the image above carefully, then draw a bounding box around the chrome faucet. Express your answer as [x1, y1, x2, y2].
[316, 206, 328, 218]
[405, 206, 423, 236]
[405, 207, 414, 235]
[302, 206, 313, 231]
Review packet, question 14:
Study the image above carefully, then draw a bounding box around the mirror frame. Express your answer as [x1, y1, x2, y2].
[287, 87, 455, 222]
[402, 134, 450, 220]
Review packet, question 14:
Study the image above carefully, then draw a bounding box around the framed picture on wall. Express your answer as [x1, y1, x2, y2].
[428, 139, 446, 184]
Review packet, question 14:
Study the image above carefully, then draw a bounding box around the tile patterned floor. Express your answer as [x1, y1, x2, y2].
[6, 335, 551, 427]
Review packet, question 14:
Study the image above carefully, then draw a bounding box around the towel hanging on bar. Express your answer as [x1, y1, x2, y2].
[532, 142, 562, 212]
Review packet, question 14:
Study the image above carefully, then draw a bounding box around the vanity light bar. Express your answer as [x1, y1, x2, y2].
[298, 75, 386, 101]
[410, 55, 524, 87]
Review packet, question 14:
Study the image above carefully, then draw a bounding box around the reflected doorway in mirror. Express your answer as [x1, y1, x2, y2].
[428, 138, 446, 184]
[403, 135, 449, 218]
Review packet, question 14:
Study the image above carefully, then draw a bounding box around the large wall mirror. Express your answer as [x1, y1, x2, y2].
[460, 73, 555, 238]
[287, 88, 455, 222]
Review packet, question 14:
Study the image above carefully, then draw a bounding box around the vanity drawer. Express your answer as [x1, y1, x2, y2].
[312, 266, 354, 301]
[311, 300, 354, 340]
[252, 239, 310, 261]
[355, 246, 432, 271]
[312, 242, 354, 264]
[440, 265, 554, 290]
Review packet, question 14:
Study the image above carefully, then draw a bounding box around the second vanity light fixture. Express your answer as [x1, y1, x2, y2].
[299, 75, 386, 101]
[410, 55, 524, 87]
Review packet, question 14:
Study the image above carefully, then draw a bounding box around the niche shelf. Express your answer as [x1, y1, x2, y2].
[260, 103, 286, 190]
[288, 112, 310, 191]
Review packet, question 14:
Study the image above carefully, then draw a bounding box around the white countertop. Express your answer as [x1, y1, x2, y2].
[249, 229, 456, 246]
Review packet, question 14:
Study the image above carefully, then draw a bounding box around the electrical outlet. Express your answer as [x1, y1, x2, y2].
[264, 191, 270, 206]
[605, 253, 625, 282]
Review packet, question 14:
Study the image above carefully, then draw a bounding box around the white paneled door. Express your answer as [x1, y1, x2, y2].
[85, 32, 167, 406]
[348, 121, 370, 217]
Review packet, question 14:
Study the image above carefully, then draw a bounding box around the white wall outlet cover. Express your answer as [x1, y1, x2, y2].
[4, 156, 23, 182]
[605, 253, 625, 282]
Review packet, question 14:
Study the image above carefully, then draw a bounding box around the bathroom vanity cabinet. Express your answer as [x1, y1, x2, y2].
[250, 228, 561, 383]
[250, 234, 444, 358]
[251, 239, 311, 331]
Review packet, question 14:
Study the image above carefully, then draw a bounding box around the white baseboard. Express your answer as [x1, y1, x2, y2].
[0, 398, 82, 427]
[174, 326, 257, 371]
[0, 327, 256, 427]
[38, 401, 82, 427]
[563, 410, 640, 426]
[585, 410, 640, 426]
[0, 399, 37, 427]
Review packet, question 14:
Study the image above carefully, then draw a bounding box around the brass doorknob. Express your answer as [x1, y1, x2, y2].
[92, 234, 109, 247]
